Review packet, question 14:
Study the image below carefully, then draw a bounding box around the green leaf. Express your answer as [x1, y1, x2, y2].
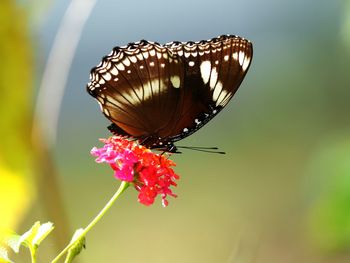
[5, 235, 21, 254]
[17, 221, 41, 251]
[7, 221, 54, 255]
[0, 247, 13, 263]
[64, 229, 86, 263]
[32, 222, 54, 247]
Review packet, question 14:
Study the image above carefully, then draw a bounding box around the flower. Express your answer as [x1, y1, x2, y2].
[91, 136, 179, 207]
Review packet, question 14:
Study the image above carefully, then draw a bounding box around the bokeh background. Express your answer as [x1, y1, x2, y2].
[1, 0, 350, 262]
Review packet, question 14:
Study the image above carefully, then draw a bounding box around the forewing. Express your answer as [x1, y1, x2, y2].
[163, 35, 253, 141]
[87, 41, 184, 138]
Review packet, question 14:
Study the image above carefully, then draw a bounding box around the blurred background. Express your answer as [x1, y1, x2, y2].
[1, 0, 350, 262]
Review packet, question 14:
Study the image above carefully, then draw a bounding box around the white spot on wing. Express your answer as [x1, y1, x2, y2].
[189, 61, 195, 67]
[116, 63, 125, 71]
[224, 55, 229, 61]
[170, 75, 181, 88]
[129, 56, 137, 63]
[103, 108, 110, 117]
[217, 91, 228, 107]
[242, 56, 251, 71]
[209, 67, 218, 90]
[200, 61, 211, 84]
[150, 49, 156, 56]
[143, 52, 149, 59]
[232, 52, 238, 61]
[216, 84, 227, 106]
[122, 59, 130, 66]
[102, 72, 111, 81]
[239, 51, 245, 66]
[212, 81, 222, 102]
[110, 67, 118, 75]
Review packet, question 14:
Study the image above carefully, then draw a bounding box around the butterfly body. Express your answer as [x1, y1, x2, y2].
[87, 35, 253, 152]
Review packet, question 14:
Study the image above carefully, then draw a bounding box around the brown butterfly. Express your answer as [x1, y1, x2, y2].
[87, 35, 253, 152]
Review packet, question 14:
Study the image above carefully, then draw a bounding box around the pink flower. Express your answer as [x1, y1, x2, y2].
[91, 136, 179, 207]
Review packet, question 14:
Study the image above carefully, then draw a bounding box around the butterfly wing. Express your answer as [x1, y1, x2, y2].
[87, 35, 253, 148]
[164, 35, 253, 142]
[87, 40, 185, 142]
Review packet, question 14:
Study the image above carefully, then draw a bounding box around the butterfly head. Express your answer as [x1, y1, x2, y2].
[108, 123, 179, 153]
[150, 140, 179, 153]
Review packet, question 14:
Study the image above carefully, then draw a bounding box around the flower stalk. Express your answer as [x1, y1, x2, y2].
[51, 181, 129, 263]
[30, 249, 37, 263]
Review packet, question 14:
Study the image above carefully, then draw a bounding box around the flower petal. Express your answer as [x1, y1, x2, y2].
[91, 136, 179, 206]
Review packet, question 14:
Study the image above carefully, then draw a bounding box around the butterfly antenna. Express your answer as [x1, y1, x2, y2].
[177, 146, 226, 154]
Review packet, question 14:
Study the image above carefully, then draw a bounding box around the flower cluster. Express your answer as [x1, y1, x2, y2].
[91, 136, 179, 207]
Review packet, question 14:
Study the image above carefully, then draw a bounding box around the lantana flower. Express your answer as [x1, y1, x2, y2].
[91, 136, 179, 207]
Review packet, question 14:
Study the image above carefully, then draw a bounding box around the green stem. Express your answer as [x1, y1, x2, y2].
[30, 248, 37, 263]
[51, 181, 130, 263]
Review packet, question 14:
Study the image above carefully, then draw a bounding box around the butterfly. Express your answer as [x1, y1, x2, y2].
[87, 35, 253, 153]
